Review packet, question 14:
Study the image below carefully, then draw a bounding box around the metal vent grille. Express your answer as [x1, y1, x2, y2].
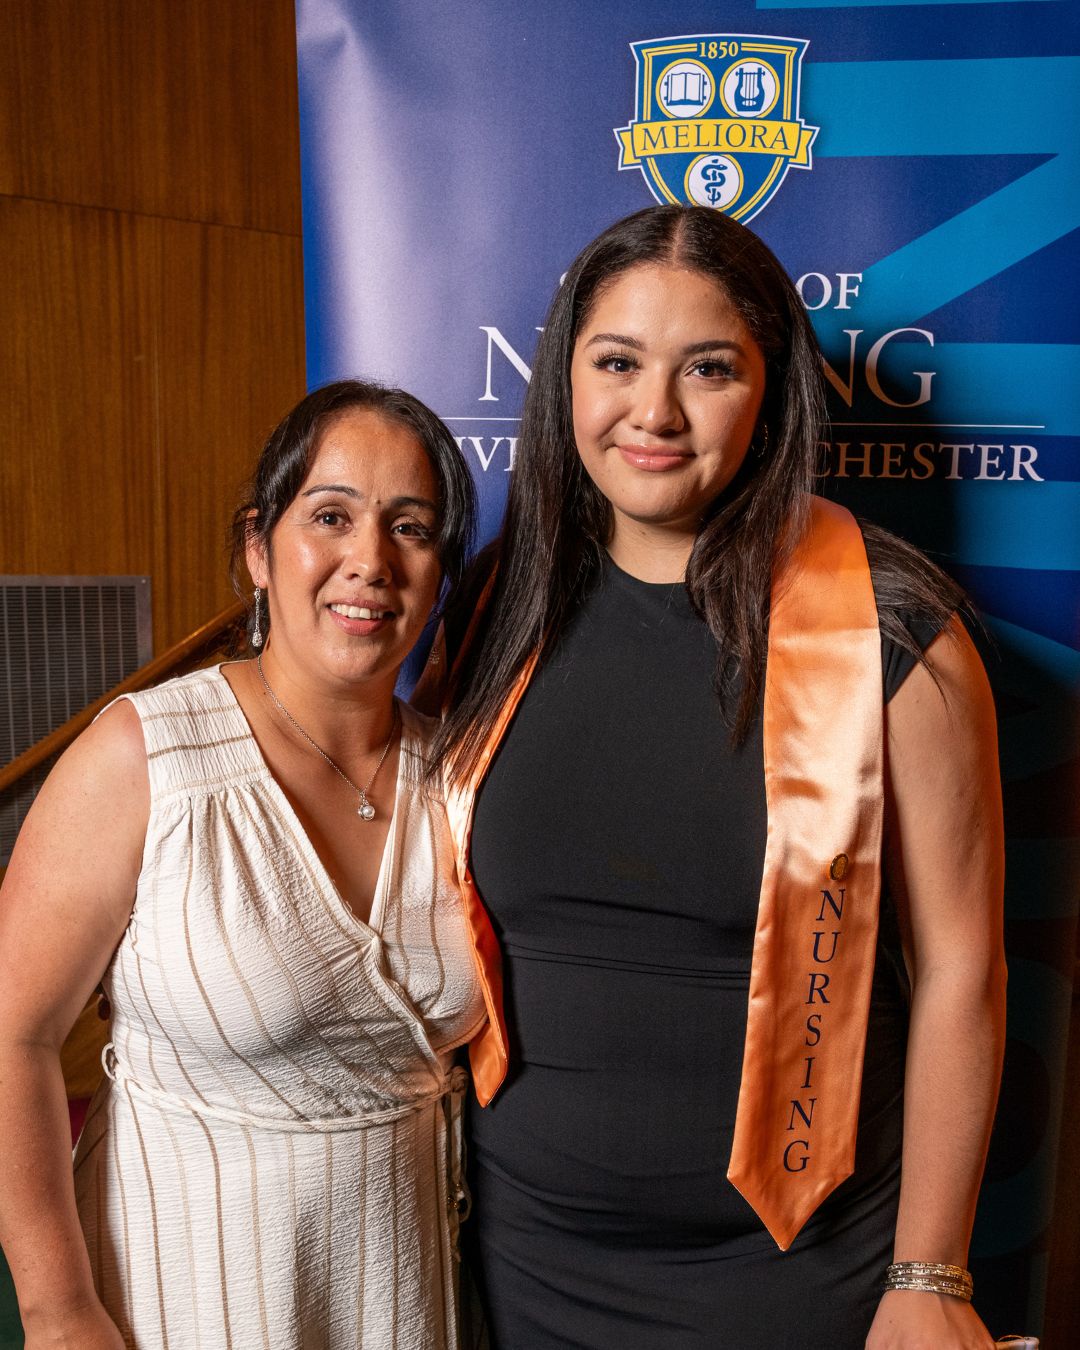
[1, 577, 152, 866]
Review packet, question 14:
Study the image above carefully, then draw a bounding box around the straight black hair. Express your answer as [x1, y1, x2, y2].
[229, 379, 476, 648]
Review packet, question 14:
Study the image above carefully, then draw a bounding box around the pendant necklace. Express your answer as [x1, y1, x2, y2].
[256, 653, 397, 821]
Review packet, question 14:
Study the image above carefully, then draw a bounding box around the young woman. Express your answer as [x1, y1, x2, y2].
[427, 207, 1006, 1349]
[0, 380, 485, 1348]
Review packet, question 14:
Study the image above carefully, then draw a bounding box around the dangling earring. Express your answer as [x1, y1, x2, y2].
[252, 587, 264, 649]
[754, 423, 770, 459]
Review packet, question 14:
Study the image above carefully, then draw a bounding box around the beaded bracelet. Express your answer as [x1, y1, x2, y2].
[884, 1261, 974, 1303]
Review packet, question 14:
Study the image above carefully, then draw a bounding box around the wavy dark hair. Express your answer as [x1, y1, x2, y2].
[229, 379, 476, 648]
[435, 206, 961, 781]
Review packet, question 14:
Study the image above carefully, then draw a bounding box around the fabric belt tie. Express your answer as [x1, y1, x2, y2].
[101, 1042, 461, 1136]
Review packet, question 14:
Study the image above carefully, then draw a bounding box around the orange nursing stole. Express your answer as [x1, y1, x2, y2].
[437, 495, 883, 1252]
[726, 496, 883, 1249]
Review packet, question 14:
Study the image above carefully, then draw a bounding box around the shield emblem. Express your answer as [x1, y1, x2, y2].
[615, 35, 819, 222]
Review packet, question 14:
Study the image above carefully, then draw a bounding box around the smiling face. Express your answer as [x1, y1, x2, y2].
[570, 261, 767, 577]
[246, 407, 443, 695]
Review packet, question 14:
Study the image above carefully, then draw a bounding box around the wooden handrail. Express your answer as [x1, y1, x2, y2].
[0, 600, 245, 793]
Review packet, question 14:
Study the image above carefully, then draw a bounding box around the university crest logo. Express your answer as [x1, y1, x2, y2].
[615, 35, 818, 222]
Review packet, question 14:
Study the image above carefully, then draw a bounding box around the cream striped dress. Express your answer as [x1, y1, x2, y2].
[72, 666, 486, 1349]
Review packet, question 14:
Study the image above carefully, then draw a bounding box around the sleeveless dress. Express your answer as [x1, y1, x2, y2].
[72, 665, 486, 1350]
[465, 556, 926, 1350]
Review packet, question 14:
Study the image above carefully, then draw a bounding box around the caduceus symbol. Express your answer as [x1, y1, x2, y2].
[735, 64, 765, 114]
[701, 160, 728, 206]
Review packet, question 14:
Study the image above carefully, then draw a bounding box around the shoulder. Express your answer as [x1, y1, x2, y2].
[17, 692, 150, 858]
[885, 617, 999, 826]
[78, 695, 148, 779]
[397, 700, 445, 799]
[118, 664, 228, 718]
[77, 665, 248, 804]
[858, 518, 969, 702]
[860, 518, 964, 631]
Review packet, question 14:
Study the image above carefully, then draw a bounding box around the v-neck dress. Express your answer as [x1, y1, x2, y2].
[72, 666, 486, 1350]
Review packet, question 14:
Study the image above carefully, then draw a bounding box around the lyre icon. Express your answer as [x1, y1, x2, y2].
[735, 64, 765, 114]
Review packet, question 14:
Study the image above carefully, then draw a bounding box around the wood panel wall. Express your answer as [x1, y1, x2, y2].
[0, 0, 306, 655]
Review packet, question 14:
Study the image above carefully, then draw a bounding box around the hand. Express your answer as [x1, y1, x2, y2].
[866, 1290, 996, 1349]
[21, 1298, 127, 1349]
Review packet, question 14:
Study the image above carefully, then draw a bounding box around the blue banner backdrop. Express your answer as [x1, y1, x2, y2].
[296, 0, 1080, 1335]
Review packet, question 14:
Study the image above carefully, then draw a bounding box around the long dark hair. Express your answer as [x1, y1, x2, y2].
[229, 379, 476, 648]
[436, 206, 961, 782]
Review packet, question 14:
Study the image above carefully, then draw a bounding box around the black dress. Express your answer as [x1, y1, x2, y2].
[465, 555, 931, 1350]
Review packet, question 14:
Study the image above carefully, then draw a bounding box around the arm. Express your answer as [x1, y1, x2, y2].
[0, 701, 149, 1348]
[866, 620, 1006, 1350]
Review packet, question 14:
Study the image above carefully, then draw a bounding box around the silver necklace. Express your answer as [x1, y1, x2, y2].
[256, 653, 397, 821]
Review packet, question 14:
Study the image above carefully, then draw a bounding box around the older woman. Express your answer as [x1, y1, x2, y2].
[427, 207, 1005, 1349]
[0, 380, 485, 1348]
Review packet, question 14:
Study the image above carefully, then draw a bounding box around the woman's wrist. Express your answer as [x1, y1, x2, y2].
[19, 1283, 103, 1327]
[884, 1260, 973, 1302]
[891, 1226, 972, 1270]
